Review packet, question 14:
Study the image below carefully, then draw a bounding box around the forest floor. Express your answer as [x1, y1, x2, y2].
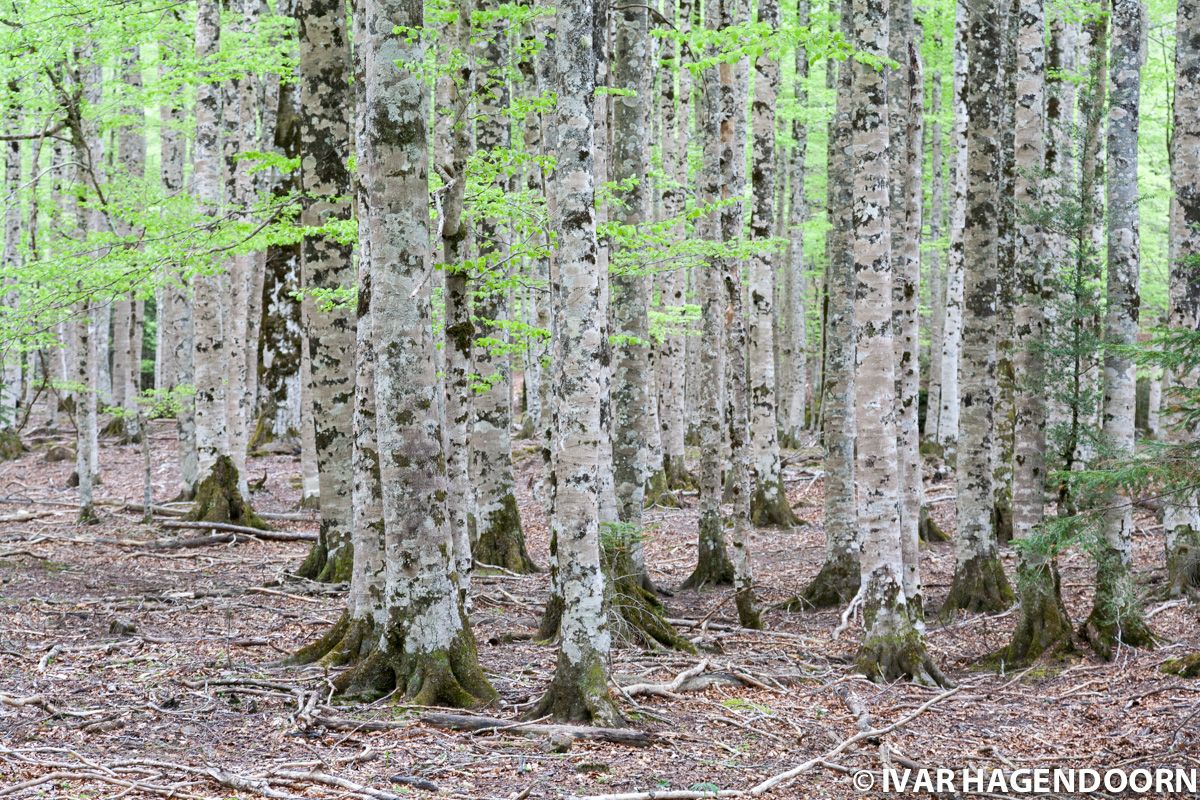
[1, 418, 1199, 799]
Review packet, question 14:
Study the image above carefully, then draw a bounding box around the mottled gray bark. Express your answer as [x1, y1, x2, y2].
[944, 0, 1015, 616]
[470, 0, 533, 574]
[334, 0, 494, 707]
[849, 0, 943, 686]
[746, 0, 795, 529]
[1164, 0, 1200, 597]
[294, 0, 356, 584]
[531, 0, 621, 725]
[1085, 0, 1153, 658]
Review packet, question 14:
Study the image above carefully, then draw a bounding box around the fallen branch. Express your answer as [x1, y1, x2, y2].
[421, 712, 657, 747]
[621, 660, 711, 697]
[159, 520, 315, 540]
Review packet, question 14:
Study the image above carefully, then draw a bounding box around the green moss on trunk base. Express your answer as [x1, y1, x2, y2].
[918, 505, 950, 543]
[287, 611, 377, 667]
[941, 554, 1014, 617]
[785, 552, 859, 611]
[296, 534, 354, 583]
[992, 561, 1076, 668]
[604, 535, 695, 653]
[662, 454, 696, 491]
[332, 622, 496, 708]
[1162, 652, 1200, 678]
[681, 512, 735, 589]
[0, 429, 25, 461]
[750, 478, 800, 527]
[474, 493, 537, 574]
[185, 455, 267, 529]
[529, 651, 623, 727]
[1166, 525, 1200, 598]
[857, 622, 949, 688]
[643, 469, 681, 509]
[1082, 557, 1155, 661]
[735, 587, 762, 630]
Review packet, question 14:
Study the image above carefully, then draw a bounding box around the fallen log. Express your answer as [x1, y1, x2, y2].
[159, 520, 317, 541]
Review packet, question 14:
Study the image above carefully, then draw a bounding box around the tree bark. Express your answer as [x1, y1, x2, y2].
[943, 0, 1015, 616]
[1164, 0, 1200, 597]
[531, 0, 621, 725]
[1002, 0, 1076, 665]
[849, 0, 943, 686]
[293, 0, 357, 584]
[336, 0, 495, 708]
[1084, 0, 1154, 658]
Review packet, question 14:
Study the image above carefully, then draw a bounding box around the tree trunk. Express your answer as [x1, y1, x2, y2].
[470, 0, 534, 574]
[943, 0, 1015, 616]
[1084, 0, 1153, 658]
[794, 0, 858, 609]
[779, 0, 810, 450]
[336, 0, 495, 708]
[293, 0, 357, 584]
[923, 64, 945, 444]
[888, 0, 925, 611]
[849, 0, 943, 687]
[531, 0, 621, 726]
[1164, 0, 1200, 598]
[610, 1, 654, 539]
[1001, 0, 1076, 665]
[682, 0, 735, 591]
[744, 0, 795, 529]
[934, 0, 968, 459]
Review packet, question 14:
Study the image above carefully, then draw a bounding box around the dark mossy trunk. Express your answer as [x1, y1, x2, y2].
[941, 553, 1014, 616]
[473, 493, 537, 573]
[681, 511, 734, 589]
[993, 496, 1014, 545]
[295, 531, 354, 582]
[750, 477, 800, 527]
[1166, 525, 1200, 598]
[0, 428, 24, 461]
[1082, 553, 1155, 660]
[786, 550, 859, 610]
[185, 455, 267, 529]
[332, 616, 496, 708]
[603, 535, 695, 653]
[857, 620, 949, 688]
[918, 505, 950, 543]
[993, 559, 1076, 667]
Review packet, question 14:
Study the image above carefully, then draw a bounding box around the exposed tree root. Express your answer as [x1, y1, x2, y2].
[750, 477, 800, 527]
[185, 455, 267, 530]
[1082, 559, 1156, 661]
[1166, 525, 1200, 599]
[785, 551, 859, 611]
[423, 712, 652, 746]
[680, 512, 734, 589]
[991, 560, 1076, 668]
[918, 505, 950, 543]
[857, 618, 949, 688]
[332, 623, 496, 708]
[473, 493, 537, 574]
[528, 650, 623, 727]
[286, 610, 377, 667]
[941, 553, 1014, 616]
[604, 536, 695, 653]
